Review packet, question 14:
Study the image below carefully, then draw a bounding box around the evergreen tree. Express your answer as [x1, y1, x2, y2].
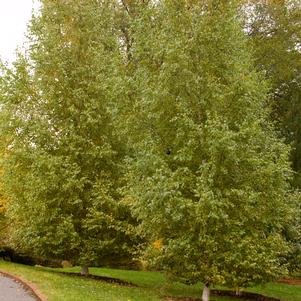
[125, 1, 293, 299]
[0, 0, 136, 273]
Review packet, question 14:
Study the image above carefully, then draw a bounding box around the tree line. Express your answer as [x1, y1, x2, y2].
[0, 1, 301, 300]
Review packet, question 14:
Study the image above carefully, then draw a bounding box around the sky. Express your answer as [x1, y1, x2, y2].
[0, 0, 40, 62]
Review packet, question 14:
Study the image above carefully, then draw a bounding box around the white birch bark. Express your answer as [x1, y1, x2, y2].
[202, 284, 210, 301]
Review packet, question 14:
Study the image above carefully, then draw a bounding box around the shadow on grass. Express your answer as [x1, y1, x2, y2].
[34, 267, 137, 287]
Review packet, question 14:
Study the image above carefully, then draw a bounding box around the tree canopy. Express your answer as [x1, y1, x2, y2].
[124, 0, 294, 298]
[0, 0, 298, 299]
[0, 0, 137, 272]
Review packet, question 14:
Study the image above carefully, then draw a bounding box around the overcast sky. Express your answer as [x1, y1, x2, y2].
[0, 0, 40, 62]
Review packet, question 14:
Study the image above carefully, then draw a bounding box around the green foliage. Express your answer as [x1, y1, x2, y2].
[242, 0, 301, 273]
[0, 0, 297, 293]
[125, 0, 294, 289]
[0, 0, 137, 266]
[244, 0, 301, 187]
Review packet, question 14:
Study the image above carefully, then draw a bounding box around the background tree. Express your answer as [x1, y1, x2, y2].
[243, 0, 301, 186]
[0, 0, 138, 274]
[242, 0, 301, 273]
[0, 167, 8, 247]
[125, 0, 294, 300]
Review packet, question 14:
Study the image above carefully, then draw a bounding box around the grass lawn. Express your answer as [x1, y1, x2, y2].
[1, 260, 300, 301]
[0, 261, 161, 301]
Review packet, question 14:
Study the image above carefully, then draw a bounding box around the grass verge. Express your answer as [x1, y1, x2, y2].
[1, 260, 300, 301]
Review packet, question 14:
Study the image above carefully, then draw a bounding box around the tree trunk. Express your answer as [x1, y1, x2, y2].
[80, 264, 89, 276]
[202, 283, 210, 301]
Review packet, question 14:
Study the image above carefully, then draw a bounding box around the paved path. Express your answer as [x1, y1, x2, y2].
[0, 274, 37, 301]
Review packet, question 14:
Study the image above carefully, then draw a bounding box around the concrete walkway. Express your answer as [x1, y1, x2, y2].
[0, 274, 37, 301]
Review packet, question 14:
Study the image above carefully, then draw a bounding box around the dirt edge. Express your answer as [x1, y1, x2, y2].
[58, 271, 137, 286]
[212, 289, 283, 301]
[164, 290, 283, 301]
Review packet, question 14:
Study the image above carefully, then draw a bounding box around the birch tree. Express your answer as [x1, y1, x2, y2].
[0, 0, 136, 274]
[125, 1, 293, 299]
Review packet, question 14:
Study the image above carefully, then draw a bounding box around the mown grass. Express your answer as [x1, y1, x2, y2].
[54, 266, 301, 301]
[248, 283, 301, 301]
[0, 261, 161, 301]
[1, 260, 301, 301]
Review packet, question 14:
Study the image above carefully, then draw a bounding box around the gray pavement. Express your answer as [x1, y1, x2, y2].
[0, 274, 37, 301]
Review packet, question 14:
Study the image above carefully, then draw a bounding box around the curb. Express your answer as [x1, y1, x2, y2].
[0, 270, 48, 301]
